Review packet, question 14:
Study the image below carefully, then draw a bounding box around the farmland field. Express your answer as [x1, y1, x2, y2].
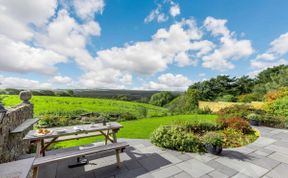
[1, 95, 168, 118]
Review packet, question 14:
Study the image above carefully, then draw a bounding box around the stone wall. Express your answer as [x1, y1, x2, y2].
[0, 101, 33, 163]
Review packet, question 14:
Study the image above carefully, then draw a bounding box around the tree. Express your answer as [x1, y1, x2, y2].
[149, 91, 175, 107]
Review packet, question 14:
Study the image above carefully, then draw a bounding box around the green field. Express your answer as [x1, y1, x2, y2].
[1, 95, 168, 117]
[54, 114, 217, 148]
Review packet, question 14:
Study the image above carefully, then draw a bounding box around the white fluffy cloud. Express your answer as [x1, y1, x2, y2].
[202, 17, 254, 71]
[0, 35, 67, 74]
[0, 76, 51, 89]
[144, 0, 180, 23]
[95, 19, 204, 75]
[250, 32, 288, 74]
[142, 73, 192, 91]
[73, 0, 104, 20]
[170, 4, 180, 17]
[49, 75, 72, 84]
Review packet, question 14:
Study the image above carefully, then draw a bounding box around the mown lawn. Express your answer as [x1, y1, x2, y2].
[1, 95, 168, 117]
[53, 114, 217, 148]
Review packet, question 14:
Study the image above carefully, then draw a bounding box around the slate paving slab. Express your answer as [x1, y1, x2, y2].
[36, 126, 288, 178]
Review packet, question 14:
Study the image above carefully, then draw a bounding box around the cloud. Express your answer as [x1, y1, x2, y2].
[144, 4, 168, 23]
[0, 35, 67, 74]
[202, 17, 254, 71]
[73, 0, 104, 20]
[250, 32, 288, 73]
[142, 73, 192, 91]
[144, 0, 181, 23]
[0, 76, 51, 89]
[270, 32, 288, 55]
[78, 69, 132, 89]
[49, 75, 72, 84]
[95, 18, 204, 75]
[170, 3, 180, 17]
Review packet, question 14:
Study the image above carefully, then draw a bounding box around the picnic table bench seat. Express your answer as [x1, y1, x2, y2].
[33, 142, 129, 167]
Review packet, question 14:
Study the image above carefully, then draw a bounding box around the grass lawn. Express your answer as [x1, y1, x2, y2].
[1, 95, 168, 117]
[53, 114, 218, 148]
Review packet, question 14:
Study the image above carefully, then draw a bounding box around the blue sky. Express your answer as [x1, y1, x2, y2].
[0, 0, 287, 90]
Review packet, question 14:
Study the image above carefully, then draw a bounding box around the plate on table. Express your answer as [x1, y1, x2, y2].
[34, 128, 53, 136]
[56, 129, 67, 134]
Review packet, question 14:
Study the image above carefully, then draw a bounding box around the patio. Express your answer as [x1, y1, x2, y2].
[33, 126, 288, 178]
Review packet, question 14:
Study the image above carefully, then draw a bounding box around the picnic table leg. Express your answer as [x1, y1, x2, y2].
[112, 129, 121, 168]
[32, 140, 42, 178]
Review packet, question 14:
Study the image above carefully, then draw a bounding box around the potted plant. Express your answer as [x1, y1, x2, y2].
[203, 132, 224, 155]
[247, 113, 261, 126]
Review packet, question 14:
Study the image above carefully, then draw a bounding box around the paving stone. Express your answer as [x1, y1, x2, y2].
[266, 163, 288, 178]
[199, 174, 212, 178]
[173, 171, 193, 178]
[265, 144, 288, 155]
[176, 159, 214, 177]
[138, 154, 172, 171]
[124, 159, 142, 170]
[38, 162, 57, 178]
[231, 173, 252, 178]
[176, 153, 193, 161]
[246, 153, 280, 170]
[151, 165, 182, 178]
[77, 172, 96, 178]
[229, 147, 255, 154]
[190, 153, 218, 163]
[215, 157, 268, 177]
[268, 152, 288, 164]
[206, 160, 237, 177]
[160, 152, 182, 164]
[208, 170, 228, 178]
[115, 167, 148, 178]
[252, 137, 276, 147]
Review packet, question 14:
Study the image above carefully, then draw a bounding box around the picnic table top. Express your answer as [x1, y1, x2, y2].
[0, 157, 34, 178]
[23, 122, 123, 141]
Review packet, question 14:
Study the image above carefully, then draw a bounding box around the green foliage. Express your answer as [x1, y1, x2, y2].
[217, 104, 260, 118]
[216, 94, 237, 102]
[174, 121, 220, 135]
[1, 95, 168, 118]
[149, 91, 175, 107]
[218, 117, 252, 134]
[267, 96, 288, 117]
[246, 113, 261, 121]
[260, 114, 287, 128]
[189, 75, 254, 101]
[223, 128, 259, 148]
[151, 126, 204, 153]
[238, 93, 259, 102]
[202, 132, 224, 147]
[167, 88, 200, 113]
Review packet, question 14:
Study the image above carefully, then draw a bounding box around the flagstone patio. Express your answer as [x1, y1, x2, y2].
[37, 126, 288, 178]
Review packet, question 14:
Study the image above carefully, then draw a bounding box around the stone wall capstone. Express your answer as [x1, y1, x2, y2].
[0, 93, 33, 163]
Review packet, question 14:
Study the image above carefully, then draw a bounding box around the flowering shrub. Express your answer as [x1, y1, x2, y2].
[202, 132, 224, 147]
[218, 117, 252, 134]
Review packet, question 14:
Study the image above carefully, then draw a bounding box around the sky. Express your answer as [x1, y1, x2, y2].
[0, 0, 288, 91]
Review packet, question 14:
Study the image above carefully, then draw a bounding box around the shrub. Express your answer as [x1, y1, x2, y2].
[264, 87, 288, 102]
[246, 113, 261, 121]
[193, 107, 213, 114]
[149, 91, 175, 107]
[260, 114, 287, 128]
[222, 128, 245, 148]
[150, 126, 204, 152]
[217, 104, 262, 118]
[120, 112, 137, 120]
[218, 117, 252, 134]
[202, 132, 224, 147]
[265, 96, 288, 117]
[238, 93, 259, 103]
[174, 121, 220, 135]
[216, 95, 237, 102]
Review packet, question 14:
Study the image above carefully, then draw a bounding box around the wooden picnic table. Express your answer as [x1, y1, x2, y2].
[0, 157, 34, 178]
[23, 122, 123, 157]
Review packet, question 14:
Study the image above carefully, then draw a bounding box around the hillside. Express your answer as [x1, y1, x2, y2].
[1, 95, 168, 118]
